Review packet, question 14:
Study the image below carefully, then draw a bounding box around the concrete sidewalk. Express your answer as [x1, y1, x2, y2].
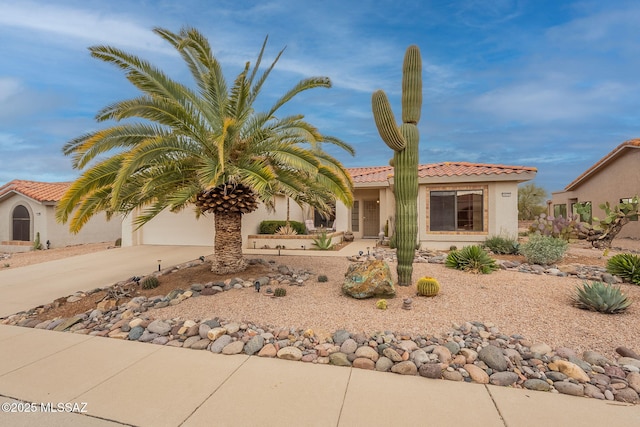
[1, 325, 639, 427]
[0, 244, 639, 426]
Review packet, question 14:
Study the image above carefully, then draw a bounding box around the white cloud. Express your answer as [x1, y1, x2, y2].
[0, 1, 171, 54]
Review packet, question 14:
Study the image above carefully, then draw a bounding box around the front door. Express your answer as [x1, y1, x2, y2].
[362, 200, 380, 238]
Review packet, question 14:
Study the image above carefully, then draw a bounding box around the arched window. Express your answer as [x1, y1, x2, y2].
[12, 205, 30, 241]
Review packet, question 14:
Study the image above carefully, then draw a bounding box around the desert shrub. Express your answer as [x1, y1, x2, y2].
[572, 281, 632, 314]
[483, 235, 519, 255]
[317, 274, 329, 282]
[115, 237, 122, 247]
[259, 220, 305, 235]
[529, 213, 586, 241]
[141, 276, 160, 289]
[311, 231, 333, 250]
[519, 235, 567, 265]
[606, 253, 640, 285]
[445, 245, 498, 274]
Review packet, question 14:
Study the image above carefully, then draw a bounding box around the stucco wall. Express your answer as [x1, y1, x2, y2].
[0, 194, 121, 249]
[121, 196, 306, 247]
[552, 148, 640, 238]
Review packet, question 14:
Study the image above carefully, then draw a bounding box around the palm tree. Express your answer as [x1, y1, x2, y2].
[56, 27, 354, 274]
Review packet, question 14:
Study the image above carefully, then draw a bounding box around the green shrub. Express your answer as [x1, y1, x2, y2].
[141, 276, 160, 289]
[519, 235, 567, 265]
[445, 245, 498, 274]
[311, 231, 333, 250]
[483, 235, 519, 255]
[606, 253, 640, 285]
[572, 281, 632, 314]
[317, 274, 329, 282]
[259, 220, 305, 235]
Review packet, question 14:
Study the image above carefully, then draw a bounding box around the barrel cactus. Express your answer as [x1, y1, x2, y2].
[274, 287, 287, 297]
[416, 276, 440, 297]
[371, 45, 422, 286]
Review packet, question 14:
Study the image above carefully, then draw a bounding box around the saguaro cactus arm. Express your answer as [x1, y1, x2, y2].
[402, 45, 422, 124]
[372, 90, 405, 151]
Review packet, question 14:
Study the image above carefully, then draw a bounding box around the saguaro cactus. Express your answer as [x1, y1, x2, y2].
[371, 45, 422, 286]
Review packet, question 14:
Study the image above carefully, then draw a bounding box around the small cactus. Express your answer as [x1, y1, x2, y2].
[274, 287, 287, 297]
[416, 276, 440, 297]
[376, 299, 388, 310]
[141, 276, 160, 290]
[317, 274, 329, 283]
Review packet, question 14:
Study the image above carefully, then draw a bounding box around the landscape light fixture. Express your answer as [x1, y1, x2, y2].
[367, 247, 370, 255]
[157, 260, 161, 272]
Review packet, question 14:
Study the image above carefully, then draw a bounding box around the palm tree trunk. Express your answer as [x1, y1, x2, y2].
[212, 211, 247, 273]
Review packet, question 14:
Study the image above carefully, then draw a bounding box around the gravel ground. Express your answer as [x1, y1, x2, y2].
[151, 239, 640, 359]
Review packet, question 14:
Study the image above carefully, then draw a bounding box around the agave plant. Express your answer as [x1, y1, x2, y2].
[572, 281, 632, 314]
[445, 245, 498, 274]
[275, 224, 298, 235]
[606, 253, 640, 285]
[311, 231, 333, 250]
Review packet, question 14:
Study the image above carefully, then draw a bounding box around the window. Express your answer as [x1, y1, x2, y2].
[351, 201, 359, 232]
[12, 205, 30, 241]
[572, 201, 592, 223]
[553, 204, 567, 218]
[430, 190, 483, 231]
[620, 198, 639, 221]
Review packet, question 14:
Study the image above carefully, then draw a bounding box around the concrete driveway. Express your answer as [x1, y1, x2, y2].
[0, 245, 210, 318]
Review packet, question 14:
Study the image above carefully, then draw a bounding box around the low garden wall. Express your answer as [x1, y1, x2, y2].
[247, 231, 344, 250]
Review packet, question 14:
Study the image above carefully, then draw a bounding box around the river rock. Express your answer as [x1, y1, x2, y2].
[222, 340, 245, 355]
[478, 345, 508, 372]
[529, 342, 552, 356]
[278, 346, 303, 361]
[355, 345, 379, 361]
[554, 382, 584, 396]
[583, 350, 612, 367]
[627, 372, 640, 393]
[128, 326, 144, 341]
[616, 346, 640, 360]
[147, 319, 172, 335]
[353, 358, 375, 370]
[340, 339, 358, 354]
[391, 361, 417, 376]
[419, 363, 443, 379]
[464, 364, 489, 384]
[614, 387, 639, 403]
[548, 360, 590, 382]
[329, 352, 351, 366]
[490, 371, 519, 386]
[258, 343, 277, 358]
[210, 335, 234, 353]
[375, 357, 394, 372]
[524, 379, 552, 391]
[244, 335, 265, 356]
[433, 345, 452, 364]
[342, 260, 396, 299]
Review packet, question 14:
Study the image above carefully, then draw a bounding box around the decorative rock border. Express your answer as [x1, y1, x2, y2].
[1, 255, 639, 404]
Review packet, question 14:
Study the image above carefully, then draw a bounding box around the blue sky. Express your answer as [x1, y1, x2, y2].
[1, 0, 639, 195]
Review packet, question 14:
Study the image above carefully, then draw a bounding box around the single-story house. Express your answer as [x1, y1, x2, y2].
[551, 139, 640, 239]
[0, 180, 122, 253]
[122, 161, 536, 250]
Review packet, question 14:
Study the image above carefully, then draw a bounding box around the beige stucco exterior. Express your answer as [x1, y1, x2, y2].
[121, 195, 305, 247]
[552, 142, 640, 239]
[120, 164, 535, 251]
[0, 193, 122, 253]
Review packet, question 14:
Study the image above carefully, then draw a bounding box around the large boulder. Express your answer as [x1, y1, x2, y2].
[342, 260, 396, 299]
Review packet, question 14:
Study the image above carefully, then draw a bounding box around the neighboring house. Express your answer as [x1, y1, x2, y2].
[0, 180, 122, 253]
[551, 139, 640, 239]
[122, 161, 536, 250]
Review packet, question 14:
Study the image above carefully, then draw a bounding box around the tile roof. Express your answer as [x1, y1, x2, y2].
[565, 139, 640, 191]
[0, 180, 71, 203]
[348, 162, 537, 184]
